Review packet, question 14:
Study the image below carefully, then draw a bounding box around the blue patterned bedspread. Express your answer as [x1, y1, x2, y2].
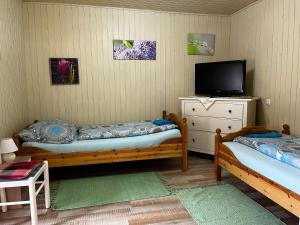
[234, 135, 300, 169]
[78, 120, 178, 140]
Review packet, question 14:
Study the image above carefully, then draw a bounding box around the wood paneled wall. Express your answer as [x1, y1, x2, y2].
[230, 0, 300, 134]
[0, 0, 28, 137]
[23, 2, 230, 125]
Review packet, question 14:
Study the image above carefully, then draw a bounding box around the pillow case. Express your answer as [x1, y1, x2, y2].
[153, 119, 174, 126]
[39, 120, 77, 144]
[18, 120, 77, 144]
[18, 121, 47, 142]
[18, 126, 39, 142]
[245, 132, 282, 138]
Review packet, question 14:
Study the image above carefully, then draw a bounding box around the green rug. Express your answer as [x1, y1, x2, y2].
[175, 184, 285, 225]
[52, 173, 285, 225]
[51, 172, 169, 210]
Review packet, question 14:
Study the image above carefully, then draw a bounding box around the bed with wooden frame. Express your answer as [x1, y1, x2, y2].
[13, 111, 188, 171]
[215, 125, 300, 224]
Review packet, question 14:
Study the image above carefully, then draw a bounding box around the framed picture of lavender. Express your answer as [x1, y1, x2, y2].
[113, 40, 156, 60]
[50, 58, 79, 85]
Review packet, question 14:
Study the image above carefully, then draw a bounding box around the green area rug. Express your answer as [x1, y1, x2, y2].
[51, 172, 169, 210]
[175, 184, 285, 225]
[51, 173, 285, 225]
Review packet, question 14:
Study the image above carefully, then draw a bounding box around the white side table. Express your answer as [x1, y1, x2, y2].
[2, 156, 31, 209]
[1, 156, 31, 211]
[0, 161, 50, 225]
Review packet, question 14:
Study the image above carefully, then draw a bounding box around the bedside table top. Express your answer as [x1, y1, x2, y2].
[14, 156, 31, 162]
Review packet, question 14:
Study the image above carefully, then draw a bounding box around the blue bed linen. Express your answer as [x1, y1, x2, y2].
[245, 132, 282, 138]
[78, 120, 177, 140]
[234, 135, 300, 169]
[22, 129, 181, 153]
[224, 142, 300, 195]
[153, 119, 174, 126]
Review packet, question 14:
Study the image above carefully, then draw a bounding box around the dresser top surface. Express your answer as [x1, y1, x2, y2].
[179, 96, 260, 102]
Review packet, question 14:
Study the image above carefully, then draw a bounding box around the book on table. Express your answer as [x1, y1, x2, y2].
[0, 161, 41, 179]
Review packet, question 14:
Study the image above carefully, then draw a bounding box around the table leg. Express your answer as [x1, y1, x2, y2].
[0, 188, 7, 212]
[43, 161, 50, 208]
[29, 178, 38, 225]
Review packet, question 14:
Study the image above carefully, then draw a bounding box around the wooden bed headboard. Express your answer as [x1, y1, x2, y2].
[163, 110, 187, 133]
[216, 124, 290, 143]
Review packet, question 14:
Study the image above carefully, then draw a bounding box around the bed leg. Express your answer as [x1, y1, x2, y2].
[215, 164, 222, 181]
[215, 128, 222, 181]
[181, 155, 188, 172]
[181, 117, 188, 172]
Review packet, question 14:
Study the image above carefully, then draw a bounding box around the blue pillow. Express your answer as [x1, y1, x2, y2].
[246, 132, 282, 138]
[18, 121, 48, 142]
[153, 119, 174, 126]
[18, 126, 39, 142]
[19, 120, 77, 144]
[40, 120, 77, 144]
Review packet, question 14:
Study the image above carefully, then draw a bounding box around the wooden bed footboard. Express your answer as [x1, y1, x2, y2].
[215, 125, 300, 218]
[13, 111, 188, 171]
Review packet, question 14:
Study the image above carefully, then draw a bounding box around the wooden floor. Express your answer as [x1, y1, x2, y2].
[0, 154, 298, 225]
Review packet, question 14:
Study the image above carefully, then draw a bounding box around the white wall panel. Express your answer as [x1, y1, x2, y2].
[0, 0, 28, 137]
[230, 0, 300, 134]
[23, 2, 230, 125]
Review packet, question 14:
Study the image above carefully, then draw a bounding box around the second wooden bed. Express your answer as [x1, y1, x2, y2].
[215, 125, 300, 223]
[13, 111, 188, 171]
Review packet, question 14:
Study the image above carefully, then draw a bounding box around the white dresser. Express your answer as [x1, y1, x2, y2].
[179, 96, 259, 155]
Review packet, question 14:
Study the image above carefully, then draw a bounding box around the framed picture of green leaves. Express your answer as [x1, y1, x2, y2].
[187, 33, 215, 56]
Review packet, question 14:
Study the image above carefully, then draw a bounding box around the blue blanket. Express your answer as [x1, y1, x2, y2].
[234, 134, 300, 169]
[78, 120, 178, 140]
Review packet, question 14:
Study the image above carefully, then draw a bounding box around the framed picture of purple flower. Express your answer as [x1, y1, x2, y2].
[113, 40, 156, 60]
[50, 58, 79, 85]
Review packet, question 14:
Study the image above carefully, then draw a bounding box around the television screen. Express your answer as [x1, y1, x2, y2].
[195, 60, 246, 96]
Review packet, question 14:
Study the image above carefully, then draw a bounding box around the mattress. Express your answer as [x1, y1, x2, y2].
[22, 129, 182, 154]
[224, 142, 300, 195]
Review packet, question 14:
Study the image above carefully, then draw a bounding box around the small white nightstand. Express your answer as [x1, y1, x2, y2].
[0, 156, 31, 211]
[0, 161, 50, 225]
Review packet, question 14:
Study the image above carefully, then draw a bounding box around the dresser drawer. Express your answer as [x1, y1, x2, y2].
[183, 102, 244, 119]
[188, 131, 215, 155]
[187, 116, 242, 134]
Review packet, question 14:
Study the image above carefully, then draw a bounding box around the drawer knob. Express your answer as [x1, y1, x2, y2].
[228, 126, 232, 130]
[228, 110, 232, 114]
[192, 108, 195, 112]
[192, 138, 195, 142]
[192, 122, 195, 126]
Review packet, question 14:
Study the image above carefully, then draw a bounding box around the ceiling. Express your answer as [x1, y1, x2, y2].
[23, 0, 258, 15]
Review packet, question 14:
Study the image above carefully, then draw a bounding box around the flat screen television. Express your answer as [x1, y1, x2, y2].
[195, 60, 246, 96]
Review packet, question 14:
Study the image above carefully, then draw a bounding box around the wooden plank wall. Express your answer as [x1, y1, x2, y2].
[230, 0, 300, 135]
[0, 0, 28, 137]
[23, 2, 230, 125]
